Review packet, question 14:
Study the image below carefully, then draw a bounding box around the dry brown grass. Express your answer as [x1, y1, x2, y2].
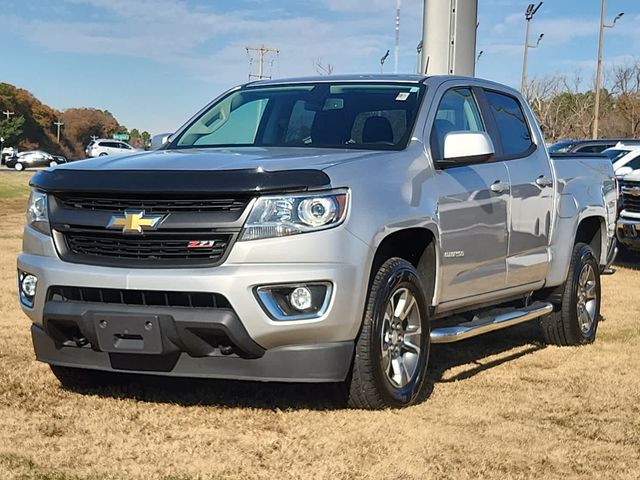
[0, 173, 639, 479]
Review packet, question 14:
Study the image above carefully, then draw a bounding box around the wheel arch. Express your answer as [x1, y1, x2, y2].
[368, 227, 439, 306]
[574, 215, 606, 265]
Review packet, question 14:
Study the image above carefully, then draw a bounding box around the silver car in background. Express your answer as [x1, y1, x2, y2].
[85, 139, 137, 157]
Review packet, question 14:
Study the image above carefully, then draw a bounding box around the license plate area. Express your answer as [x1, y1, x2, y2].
[94, 313, 163, 354]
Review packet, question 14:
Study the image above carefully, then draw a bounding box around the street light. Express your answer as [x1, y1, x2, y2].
[380, 49, 390, 74]
[476, 50, 484, 63]
[521, 2, 543, 94]
[593, 1, 624, 139]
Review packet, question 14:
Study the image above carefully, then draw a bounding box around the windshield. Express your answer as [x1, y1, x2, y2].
[172, 82, 425, 151]
[604, 149, 632, 162]
[548, 141, 576, 153]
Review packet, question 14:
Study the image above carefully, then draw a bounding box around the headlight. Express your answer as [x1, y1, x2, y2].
[26, 190, 50, 235]
[240, 189, 349, 241]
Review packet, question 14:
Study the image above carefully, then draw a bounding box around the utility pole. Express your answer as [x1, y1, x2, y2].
[394, 0, 401, 73]
[380, 50, 390, 74]
[53, 119, 64, 143]
[90, 135, 99, 142]
[2, 110, 15, 121]
[593, 1, 624, 139]
[246, 45, 280, 80]
[420, 0, 478, 76]
[521, 2, 543, 95]
[416, 41, 423, 74]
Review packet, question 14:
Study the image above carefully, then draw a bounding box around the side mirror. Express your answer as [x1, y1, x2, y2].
[616, 166, 633, 178]
[151, 132, 174, 150]
[442, 131, 495, 166]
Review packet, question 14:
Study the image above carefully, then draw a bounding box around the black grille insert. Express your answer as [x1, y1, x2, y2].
[60, 230, 232, 267]
[621, 181, 640, 213]
[47, 286, 231, 309]
[56, 193, 249, 214]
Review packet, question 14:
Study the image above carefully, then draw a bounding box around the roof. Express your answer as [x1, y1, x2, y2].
[246, 74, 428, 87]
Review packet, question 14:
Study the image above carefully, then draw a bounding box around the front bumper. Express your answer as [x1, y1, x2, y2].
[19, 224, 371, 381]
[32, 324, 353, 382]
[616, 216, 640, 251]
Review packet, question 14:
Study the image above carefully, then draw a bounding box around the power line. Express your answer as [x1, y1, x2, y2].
[246, 45, 280, 80]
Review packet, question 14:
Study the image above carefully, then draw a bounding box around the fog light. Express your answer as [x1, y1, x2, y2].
[21, 274, 37, 297]
[290, 287, 312, 311]
[18, 271, 38, 308]
[255, 282, 333, 321]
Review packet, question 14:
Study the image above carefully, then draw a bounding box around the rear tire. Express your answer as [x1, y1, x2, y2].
[346, 258, 430, 409]
[49, 160, 58, 167]
[49, 365, 116, 389]
[540, 242, 601, 346]
[99, 152, 108, 157]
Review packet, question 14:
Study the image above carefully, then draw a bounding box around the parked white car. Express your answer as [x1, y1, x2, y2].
[85, 139, 137, 158]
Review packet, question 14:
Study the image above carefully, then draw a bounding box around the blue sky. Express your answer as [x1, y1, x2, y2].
[0, 0, 638, 134]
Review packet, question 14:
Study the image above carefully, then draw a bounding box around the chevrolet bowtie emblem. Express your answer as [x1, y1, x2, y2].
[628, 186, 640, 197]
[106, 211, 164, 234]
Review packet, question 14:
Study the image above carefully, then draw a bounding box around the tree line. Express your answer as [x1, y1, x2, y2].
[526, 60, 640, 142]
[0, 83, 150, 160]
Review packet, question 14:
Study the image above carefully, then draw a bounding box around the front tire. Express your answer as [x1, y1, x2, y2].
[347, 258, 430, 409]
[14, 162, 24, 171]
[540, 242, 601, 346]
[49, 160, 58, 167]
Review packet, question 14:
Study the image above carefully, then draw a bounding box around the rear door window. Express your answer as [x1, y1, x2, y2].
[484, 90, 533, 158]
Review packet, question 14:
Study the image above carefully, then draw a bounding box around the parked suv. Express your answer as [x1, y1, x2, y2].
[19, 75, 617, 408]
[85, 139, 136, 157]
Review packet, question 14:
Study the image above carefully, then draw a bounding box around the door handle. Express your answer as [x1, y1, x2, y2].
[490, 181, 509, 193]
[535, 175, 553, 187]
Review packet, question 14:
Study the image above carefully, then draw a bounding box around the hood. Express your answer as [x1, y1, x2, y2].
[59, 146, 382, 172]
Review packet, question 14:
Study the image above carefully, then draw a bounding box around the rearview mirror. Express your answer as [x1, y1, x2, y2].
[442, 131, 495, 166]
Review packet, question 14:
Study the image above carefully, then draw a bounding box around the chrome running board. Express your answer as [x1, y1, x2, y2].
[430, 301, 554, 344]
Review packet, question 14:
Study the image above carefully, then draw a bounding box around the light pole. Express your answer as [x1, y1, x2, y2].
[416, 41, 423, 74]
[521, 2, 543, 94]
[476, 50, 484, 64]
[380, 50, 390, 73]
[593, 1, 624, 139]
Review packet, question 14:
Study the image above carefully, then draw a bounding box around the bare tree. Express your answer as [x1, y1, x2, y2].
[611, 60, 640, 137]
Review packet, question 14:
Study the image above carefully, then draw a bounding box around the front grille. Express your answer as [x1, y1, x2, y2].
[56, 193, 249, 214]
[47, 286, 231, 309]
[61, 230, 232, 267]
[622, 181, 640, 213]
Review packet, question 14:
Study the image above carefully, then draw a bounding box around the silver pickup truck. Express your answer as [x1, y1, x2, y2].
[18, 75, 617, 408]
[617, 170, 640, 253]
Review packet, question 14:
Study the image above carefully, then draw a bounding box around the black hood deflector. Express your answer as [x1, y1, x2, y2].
[30, 168, 331, 194]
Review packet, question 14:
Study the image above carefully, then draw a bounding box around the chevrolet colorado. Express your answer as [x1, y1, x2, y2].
[18, 75, 617, 408]
[617, 170, 640, 253]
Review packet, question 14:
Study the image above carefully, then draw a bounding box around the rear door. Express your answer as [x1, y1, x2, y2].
[431, 86, 510, 302]
[480, 89, 554, 287]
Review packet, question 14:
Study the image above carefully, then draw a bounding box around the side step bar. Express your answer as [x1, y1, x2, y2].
[430, 301, 554, 344]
